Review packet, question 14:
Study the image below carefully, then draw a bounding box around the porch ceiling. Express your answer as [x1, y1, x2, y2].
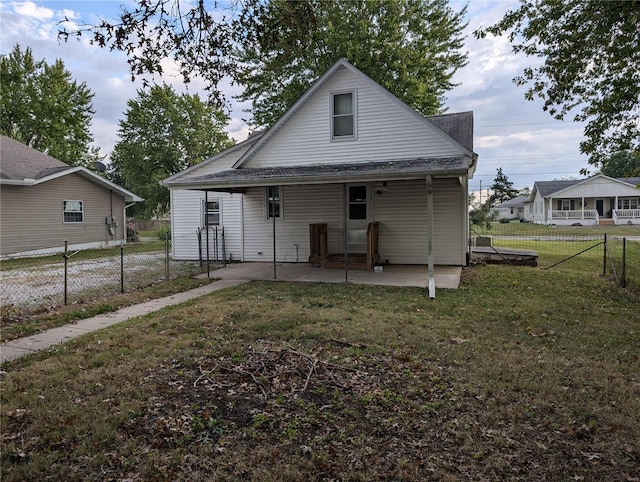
[166, 157, 471, 191]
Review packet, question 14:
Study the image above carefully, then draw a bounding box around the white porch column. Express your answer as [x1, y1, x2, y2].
[548, 197, 553, 223]
[581, 196, 585, 219]
[426, 175, 435, 299]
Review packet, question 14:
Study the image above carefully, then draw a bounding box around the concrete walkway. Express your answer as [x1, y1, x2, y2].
[1, 263, 460, 363]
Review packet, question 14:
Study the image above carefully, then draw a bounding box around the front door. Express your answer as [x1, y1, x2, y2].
[346, 184, 370, 252]
[596, 199, 604, 217]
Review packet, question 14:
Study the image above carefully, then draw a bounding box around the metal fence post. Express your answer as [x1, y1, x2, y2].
[621, 237, 626, 288]
[165, 230, 170, 281]
[120, 244, 125, 293]
[602, 233, 607, 277]
[64, 240, 68, 306]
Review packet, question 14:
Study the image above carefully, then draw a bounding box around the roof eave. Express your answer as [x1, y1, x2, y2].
[166, 167, 470, 191]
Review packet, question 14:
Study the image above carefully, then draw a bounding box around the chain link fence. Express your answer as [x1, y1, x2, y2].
[469, 221, 639, 291]
[0, 233, 210, 312]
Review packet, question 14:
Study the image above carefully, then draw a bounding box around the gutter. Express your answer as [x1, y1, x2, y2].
[164, 168, 471, 191]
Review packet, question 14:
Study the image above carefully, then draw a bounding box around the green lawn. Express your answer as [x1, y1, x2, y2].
[2, 265, 639, 480]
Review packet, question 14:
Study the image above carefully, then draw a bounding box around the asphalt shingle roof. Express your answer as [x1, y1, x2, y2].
[427, 112, 473, 152]
[534, 176, 640, 197]
[181, 157, 471, 188]
[0, 135, 70, 180]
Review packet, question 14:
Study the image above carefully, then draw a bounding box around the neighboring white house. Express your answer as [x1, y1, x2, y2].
[492, 195, 528, 221]
[162, 59, 478, 285]
[523, 175, 640, 225]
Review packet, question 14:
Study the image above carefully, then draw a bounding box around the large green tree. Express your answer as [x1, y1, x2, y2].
[488, 167, 518, 206]
[600, 151, 640, 179]
[110, 84, 233, 218]
[476, 1, 640, 168]
[60, 0, 467, 125]
[0, 44, 95, 166]
[235, 0, 468, 127]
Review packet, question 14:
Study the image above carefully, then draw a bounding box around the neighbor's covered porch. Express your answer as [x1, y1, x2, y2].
[549, 196, 640, 225]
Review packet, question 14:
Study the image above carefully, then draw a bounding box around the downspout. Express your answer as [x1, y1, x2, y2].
[426, 175, 435, 299]
[123, 202, 136, 245]
[272, 188, 277, 280]
[343, 183, 349, 283]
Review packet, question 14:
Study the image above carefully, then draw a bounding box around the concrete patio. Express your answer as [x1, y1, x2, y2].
[204, 262, 462, 289]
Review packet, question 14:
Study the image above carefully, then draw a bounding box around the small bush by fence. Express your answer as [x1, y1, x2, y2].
[0, 237, 207, 311]
[470, 221, 639, 291]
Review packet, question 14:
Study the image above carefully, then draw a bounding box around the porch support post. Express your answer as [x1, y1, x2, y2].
[343, 183, 349, 283]
[581, 196, 584, 219]
[272, 190, 277, 280]
[205, 190, 210, 278]
[426, 175, 435, 299]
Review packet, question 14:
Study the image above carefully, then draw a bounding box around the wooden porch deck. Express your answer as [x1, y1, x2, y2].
[470, 246, 538, 266]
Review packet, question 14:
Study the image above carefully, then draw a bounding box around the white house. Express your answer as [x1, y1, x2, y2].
[492, 195, 528, 221]
[162, 59, 478, 291]
[523, 175, 640, 225]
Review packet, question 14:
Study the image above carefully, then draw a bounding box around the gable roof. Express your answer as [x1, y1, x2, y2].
[0, 135, 142, 202]
[162, 131, 265, 186]
[232, 58, 476, 169]
[533, 180, 580, 198]
[532, 174, 640, 199]
[494, 195, 528, 209]
[1, 135, 70, 180]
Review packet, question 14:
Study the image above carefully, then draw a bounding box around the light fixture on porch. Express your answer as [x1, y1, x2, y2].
[375, 181, 388, 195]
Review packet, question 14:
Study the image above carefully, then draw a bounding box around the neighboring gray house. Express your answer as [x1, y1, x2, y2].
[492, 195, 528, 221]
[163, 59, 478, 290]
[523, 174, 640, 225]
[0, 136, 142, 257]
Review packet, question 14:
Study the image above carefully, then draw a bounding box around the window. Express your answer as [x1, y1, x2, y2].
[203, 200, 221, 226]
[267, 186, 281, 219]
[618, 198, 639, 210]
[348, 185, 367, 220]
[331, 91, 356, 139]
[63, 200, 83, 223]
[559, 200, 573, 210]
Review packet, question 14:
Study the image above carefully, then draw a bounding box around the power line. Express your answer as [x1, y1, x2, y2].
[476, 121, 583, 128]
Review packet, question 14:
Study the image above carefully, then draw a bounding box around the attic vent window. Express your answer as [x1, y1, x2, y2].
[331, 91, 356, 140]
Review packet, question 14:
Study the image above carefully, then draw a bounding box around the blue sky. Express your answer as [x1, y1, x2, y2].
[0, 0, 593, 192]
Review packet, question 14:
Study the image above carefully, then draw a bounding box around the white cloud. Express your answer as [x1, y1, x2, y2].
[12, 1, 53, 20]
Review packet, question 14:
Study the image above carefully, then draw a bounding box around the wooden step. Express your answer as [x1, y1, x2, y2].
[598, 219, 615, 226]
[323, 254, 370, 270]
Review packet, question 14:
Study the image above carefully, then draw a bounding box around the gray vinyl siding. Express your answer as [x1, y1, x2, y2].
[241, 179, 465, 265]
[242, 66, 465, 168]
[170, 189, 243, 261]
[1, 174, 126, 256]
